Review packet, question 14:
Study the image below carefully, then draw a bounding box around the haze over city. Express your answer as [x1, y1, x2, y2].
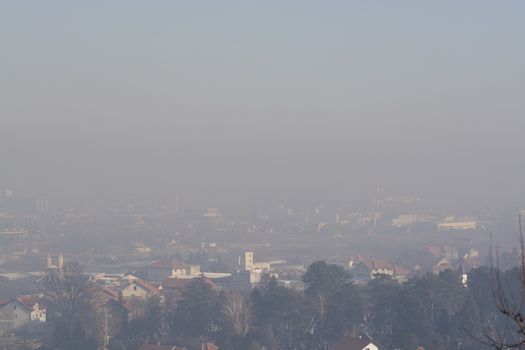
[1, 2, 525, 350]
[2, 1, 524, 208]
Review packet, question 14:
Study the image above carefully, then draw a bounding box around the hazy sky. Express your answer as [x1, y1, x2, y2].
[1, 1, 524, 208]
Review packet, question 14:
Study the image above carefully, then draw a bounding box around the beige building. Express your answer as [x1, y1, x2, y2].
[239, 251, 272, 272]
[240, 251, 254, 271]
[145, 260, 201, 282]
[392, 214, 420, 227]
[437, 221, 477, 230]
[120, 279, 159, 299]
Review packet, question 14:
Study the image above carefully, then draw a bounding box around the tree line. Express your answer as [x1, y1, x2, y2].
[40, 261, 523, 350]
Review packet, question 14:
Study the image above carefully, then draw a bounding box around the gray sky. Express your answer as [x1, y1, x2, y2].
[1, 1, 524, 208]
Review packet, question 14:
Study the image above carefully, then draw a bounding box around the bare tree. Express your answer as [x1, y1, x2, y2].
[221, 291, 251, 337]
[40, 261, 94, 349]
[486, 215, 525, 349]
[95, 304, 122, 350]
[40, 261, 90, 322]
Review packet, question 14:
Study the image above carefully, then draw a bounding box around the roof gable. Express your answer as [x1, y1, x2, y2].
[0, 299, 33, 313]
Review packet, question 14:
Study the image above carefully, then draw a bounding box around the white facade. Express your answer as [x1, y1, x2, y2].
[362, 343, 379, 350]
[392, 214, 420, 227]
[437, 221, 477, 230]
[30, 302, 46, 322]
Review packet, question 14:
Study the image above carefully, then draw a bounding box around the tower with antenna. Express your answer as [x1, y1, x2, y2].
[376, 184, 383, 219]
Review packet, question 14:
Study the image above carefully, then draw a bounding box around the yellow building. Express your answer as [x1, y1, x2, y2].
[437, 221, 477, 230]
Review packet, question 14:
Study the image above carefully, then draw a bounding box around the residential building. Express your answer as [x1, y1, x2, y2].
[145, 260, 200, 282]
[437, 220, 477, 231]
[0, 296, 45, 334]
[16, 295, 46, 322]
[392, 214, 420, 227]
[349, 257, 394, 282]
[120, 279, 159, 299]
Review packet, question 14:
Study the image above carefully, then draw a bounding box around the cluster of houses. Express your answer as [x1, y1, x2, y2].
[0, 246, 486, 349]
[85, 259, 227, 323]
[0, 254, 61, 335]
[0, 251, 274, 338]
[348, 257, 410, 283]
[347, 245, 482, 286]
[0, 257, 220, 337]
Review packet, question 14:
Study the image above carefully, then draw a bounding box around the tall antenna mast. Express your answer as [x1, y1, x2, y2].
[376, 184, 383, 219]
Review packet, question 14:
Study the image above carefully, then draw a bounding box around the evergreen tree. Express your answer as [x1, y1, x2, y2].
[172, 277, 221, 344]
[302, 261, 362, 348]
[251, 276, 312, 350]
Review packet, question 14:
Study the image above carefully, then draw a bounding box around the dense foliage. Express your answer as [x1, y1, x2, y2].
[43, 262, 523, 350]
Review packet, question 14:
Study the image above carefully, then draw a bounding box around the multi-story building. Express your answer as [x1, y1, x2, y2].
[437, 221, 477, 230]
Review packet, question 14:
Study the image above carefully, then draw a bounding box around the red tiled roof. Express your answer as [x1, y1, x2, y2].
[360, 259, 393, 271]
[103, 286, 120, 298]
[350, 256, 393, 271]
[132, 279, 160, 294]
[17, 295, 39, 309]
[0, 299, 32, 312]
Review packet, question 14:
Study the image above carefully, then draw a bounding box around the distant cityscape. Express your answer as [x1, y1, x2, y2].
[1, 185, 523, 348]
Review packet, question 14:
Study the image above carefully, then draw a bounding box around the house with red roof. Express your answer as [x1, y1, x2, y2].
[0, 295, 46, 334]
[349, 257, 394, 283]
[16, 295, 46, 322]
[120, 279, 160, 299]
